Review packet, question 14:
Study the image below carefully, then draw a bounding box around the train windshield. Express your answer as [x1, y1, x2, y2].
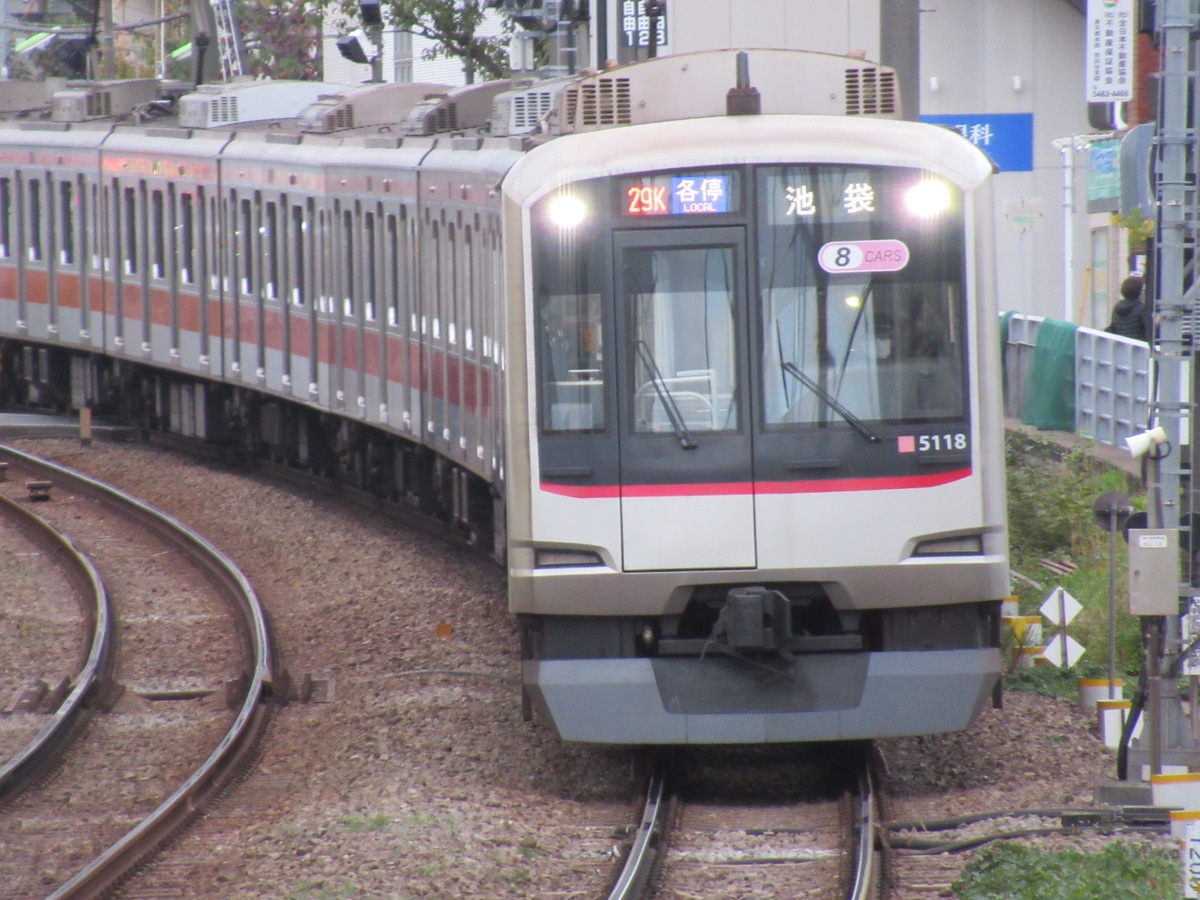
[626, 244, 738, 436]
[757, 165, 967, 428]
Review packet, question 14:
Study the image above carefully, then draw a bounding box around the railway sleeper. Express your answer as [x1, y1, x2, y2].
[24, 480, 51, 501]
[4, 679, 50, 714]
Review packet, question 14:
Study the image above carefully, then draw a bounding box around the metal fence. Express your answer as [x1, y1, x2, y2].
[1003, 313, 1152, 449]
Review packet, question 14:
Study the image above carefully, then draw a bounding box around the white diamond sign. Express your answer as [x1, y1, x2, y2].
[1041, 634, 1086, 668]
[1040, 587, 1082, 626]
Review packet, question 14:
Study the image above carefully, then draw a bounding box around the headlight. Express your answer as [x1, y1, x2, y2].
[547, 194, 588, 229]
[904, 179, 953, 218]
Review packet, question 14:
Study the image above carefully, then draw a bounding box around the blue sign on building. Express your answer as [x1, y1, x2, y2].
[919, 113, 1034, 173]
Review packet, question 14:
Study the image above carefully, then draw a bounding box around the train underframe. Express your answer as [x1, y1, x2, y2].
[0, 340, 501, 558]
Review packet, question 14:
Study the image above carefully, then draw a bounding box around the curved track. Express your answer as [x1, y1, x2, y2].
[0, 473, 110, 804]
[0, 445, 276, 899]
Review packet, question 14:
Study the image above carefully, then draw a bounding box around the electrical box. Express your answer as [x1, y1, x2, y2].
[1128, 528, 1179, 616]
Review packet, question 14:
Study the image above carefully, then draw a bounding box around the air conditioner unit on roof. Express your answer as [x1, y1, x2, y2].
[178, 80, 351, 129]
[51, 79, 161, 123]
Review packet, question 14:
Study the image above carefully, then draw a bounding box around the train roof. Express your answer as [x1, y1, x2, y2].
[503, 114, 996, 208]
[0, 47, 903, 146]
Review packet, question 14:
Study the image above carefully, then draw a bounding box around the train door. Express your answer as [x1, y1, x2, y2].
[613, 227, 756, 571]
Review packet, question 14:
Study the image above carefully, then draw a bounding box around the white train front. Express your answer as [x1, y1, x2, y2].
[0, 48, 1009, 744]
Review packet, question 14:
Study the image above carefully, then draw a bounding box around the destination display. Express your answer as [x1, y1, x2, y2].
[623, 173, 736, 216]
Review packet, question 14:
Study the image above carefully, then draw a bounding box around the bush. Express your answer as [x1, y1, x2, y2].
[1005, 433, 1145, 680]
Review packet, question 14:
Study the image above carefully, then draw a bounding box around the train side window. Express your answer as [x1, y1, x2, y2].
[151, 189, 165, 278]
[124, 186, 137, 274]
[0, 177, 10, 258]
[107, 181, 119, 274]
[484, 223, 499, 363]
[29, 178, 42, 262]
[317, 207, 330, 314]
[264, 201, 278, 301]
[207, 191, 220, 293]
[59, 181, 74, 265]
[463, 223, 475, 353]
[427, 219, 438, 338]
[446, 222, 457, 344]
[364, 210, 377, 322]
[240, 197, 254, 295]
[291, 204, 305, 307]
[89, 182, 100, 271]
[405, 208, 418, 334]
[342, 208, 355, 317]
[180, 193, 194, 284]
[386, 213, 400, 326]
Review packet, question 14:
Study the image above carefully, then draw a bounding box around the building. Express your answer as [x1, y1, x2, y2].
[320, 1, 1113, 324]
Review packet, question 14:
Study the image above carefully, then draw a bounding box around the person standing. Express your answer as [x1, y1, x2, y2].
[1106, 275, 1148, 341]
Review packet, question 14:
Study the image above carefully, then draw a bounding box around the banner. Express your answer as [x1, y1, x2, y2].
[1087, 0, 1134, 102]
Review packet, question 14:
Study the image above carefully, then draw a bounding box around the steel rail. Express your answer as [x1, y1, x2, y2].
[0, 445, 277, 900]
[606, 766, 669, 900]
[0, 487, 112, 802]
[607, 756, 877, 900]
[849, 767, 879, 900]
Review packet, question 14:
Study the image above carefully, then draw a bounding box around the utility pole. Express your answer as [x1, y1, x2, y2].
[880, 0, 920, 120]
[1132, 0, 1200, 776]
[101, 0, 116, 78]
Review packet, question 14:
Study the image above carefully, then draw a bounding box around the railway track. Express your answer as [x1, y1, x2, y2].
[609, 746, 878, 900]
[0, 444, 276, 900]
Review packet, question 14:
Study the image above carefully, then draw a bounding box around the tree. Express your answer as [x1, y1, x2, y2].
[237, 1, 323, 80]
[332, 0, 511, 83]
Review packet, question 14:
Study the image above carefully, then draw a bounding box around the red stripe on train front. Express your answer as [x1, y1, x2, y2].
[539, 468, 972, 499]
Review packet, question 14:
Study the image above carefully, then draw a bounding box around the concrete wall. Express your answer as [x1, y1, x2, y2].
[922, 0, 1094, 323]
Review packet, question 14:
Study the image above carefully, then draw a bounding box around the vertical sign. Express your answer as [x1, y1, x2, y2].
[1087, 0, 1134, 101]
[1186, 821, 1200, 899]
[1087, 139, 1121, 201]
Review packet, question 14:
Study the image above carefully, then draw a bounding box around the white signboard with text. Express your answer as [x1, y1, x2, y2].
[1087, 0, 1134, 102]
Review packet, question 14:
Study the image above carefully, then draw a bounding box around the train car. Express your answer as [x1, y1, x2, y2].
[0, 47, 1008, 745]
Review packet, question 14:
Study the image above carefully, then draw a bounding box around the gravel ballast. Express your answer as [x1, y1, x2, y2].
[3, 437, 1175, 899]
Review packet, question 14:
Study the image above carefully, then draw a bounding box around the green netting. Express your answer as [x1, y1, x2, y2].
[1019, 317, 1078, 432]
[999, 311, 1015, 389]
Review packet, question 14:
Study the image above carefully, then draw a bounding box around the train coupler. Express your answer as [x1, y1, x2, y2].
[711, 586, 793, 652]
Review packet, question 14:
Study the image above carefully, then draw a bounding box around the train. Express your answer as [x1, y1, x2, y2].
[0, 47, 1009, 744]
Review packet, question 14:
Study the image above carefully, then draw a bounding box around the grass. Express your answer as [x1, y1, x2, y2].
[953, 842, 1178, 900]
[340, 812, 390, 833]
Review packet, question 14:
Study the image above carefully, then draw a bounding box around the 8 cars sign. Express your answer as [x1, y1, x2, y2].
[817, 239, 910, 274]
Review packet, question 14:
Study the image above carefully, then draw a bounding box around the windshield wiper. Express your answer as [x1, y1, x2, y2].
[781, 361, 882, 443]
[635, 340, 698, 449]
